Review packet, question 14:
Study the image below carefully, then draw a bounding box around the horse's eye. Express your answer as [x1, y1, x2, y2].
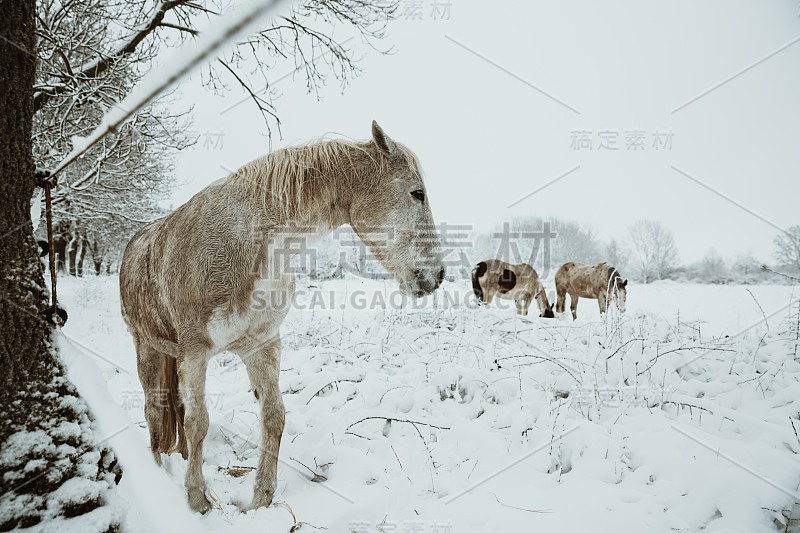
[410, 190, 425, 202]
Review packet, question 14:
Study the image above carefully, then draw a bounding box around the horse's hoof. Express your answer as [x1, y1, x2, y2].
[187, 487, 212, 513]
[247, 491, 274, 511]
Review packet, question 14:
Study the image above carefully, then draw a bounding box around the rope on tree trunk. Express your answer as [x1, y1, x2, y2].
[36, 168, 67, 327]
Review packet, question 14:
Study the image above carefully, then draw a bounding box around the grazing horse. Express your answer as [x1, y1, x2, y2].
[471, 259, 554, 317]
[554, 262, 627, 320]
[119, 122, 444, 513]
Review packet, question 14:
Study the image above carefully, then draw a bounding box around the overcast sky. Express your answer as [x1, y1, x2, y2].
[171, 0, 800, 263]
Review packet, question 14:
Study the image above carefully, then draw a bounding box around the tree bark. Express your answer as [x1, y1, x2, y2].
[77, 237, 87, 277]
[53, 236, 66, 272]
[67, 233, 78, 276]
[0, 2, 121, 529]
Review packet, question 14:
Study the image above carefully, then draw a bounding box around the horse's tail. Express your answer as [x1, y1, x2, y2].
[158, 355, 187, 458]
[472, 261, 487, 303]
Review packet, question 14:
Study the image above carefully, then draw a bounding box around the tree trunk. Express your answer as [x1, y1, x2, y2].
[88, 238, 103, 275]
[67, 233, 78, 276]
[0, 3, 122, 530]
[76, 237, 87, 277]
[53, 236, 66, 272]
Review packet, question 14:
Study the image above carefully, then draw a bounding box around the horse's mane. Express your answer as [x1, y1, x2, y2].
[604, 263, 623, 285]
[225, 137, 423, 221]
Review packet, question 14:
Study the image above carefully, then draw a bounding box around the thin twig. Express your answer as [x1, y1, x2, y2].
[761, 265, 800, 283]
[346, 416, 450, 431]
[637, 345, 736, 376]
[603, 337, 646, 362]
[490, 493, 552, 514]
[790, 418, 800, 451]
[746, 289, 770, 334]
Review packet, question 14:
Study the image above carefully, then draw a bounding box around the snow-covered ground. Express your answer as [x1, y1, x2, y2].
[55, 275, 800, 533]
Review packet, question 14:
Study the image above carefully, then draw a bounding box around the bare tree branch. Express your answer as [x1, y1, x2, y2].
[34, 0, 192, 112]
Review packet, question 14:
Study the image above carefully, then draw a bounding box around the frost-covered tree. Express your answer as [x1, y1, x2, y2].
[773, 226, 800, 271]
[0, 3, 122, 530]
[550, 219, 601, 268]
[34, 0, 398, 275]
[605, 238, 629, 272]
[696, 249, 729, 284]
[42, 110, 178, 277]
[34, 0, 396, 134]
[505, 216, 600, 277]
[650, 222, 679, 280]
[628, 220, 678, 283]
[33, 1, 198, 275]
[731, 252, 764, 283]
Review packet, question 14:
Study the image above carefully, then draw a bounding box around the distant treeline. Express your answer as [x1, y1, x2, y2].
[301, 217, 800, 286]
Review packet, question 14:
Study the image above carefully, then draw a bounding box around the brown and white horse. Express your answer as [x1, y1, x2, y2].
[471, 259, 554, 317]
[555, 261, 627, 320]
[119, 122, 444, 512]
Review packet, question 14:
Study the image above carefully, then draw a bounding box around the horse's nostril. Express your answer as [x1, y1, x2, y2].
[436, 267, 445, 284]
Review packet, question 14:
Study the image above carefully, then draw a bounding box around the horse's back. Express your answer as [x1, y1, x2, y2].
[556, 262, 576, 274]
[512, 263, 543, 295]
[486, 261, 541, 298]
[555, 261, 594, 295]
[512, 262, 536, 277]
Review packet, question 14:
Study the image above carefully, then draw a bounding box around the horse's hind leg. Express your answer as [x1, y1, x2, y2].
[237, 335, 284, 510]
[178, 348, 211, 513]
[135, 339, 167, 465]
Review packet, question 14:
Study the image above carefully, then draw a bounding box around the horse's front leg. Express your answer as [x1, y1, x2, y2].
[483, 289, 495, 306]
[178, 350, 211, 513]
[598, 293, 608, 314]
[555, 285, 566, 314]
[239, 334, 284, 510]
[521, 293, 532, 316]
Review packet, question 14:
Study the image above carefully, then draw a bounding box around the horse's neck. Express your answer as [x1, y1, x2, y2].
[535, 288, 547, 311]
[252, 147, 378, 263]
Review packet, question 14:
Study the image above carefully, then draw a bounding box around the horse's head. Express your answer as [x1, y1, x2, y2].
[471, 261, 488, 303]
[538, 287, 555, 318]
[614, 278, 628, 313]
[349, 121, 445, 297]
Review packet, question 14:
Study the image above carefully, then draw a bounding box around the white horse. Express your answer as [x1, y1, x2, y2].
[120, 121, 444, 512]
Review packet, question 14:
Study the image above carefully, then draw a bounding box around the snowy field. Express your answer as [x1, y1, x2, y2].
[55, 275, 800, 533]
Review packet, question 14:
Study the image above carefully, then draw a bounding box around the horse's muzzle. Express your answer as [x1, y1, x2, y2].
[409, 267, 445, 297]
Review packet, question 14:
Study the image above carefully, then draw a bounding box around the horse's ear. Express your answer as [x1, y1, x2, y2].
[372, 120, 398, 155]
[623, 279, 628, 287]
